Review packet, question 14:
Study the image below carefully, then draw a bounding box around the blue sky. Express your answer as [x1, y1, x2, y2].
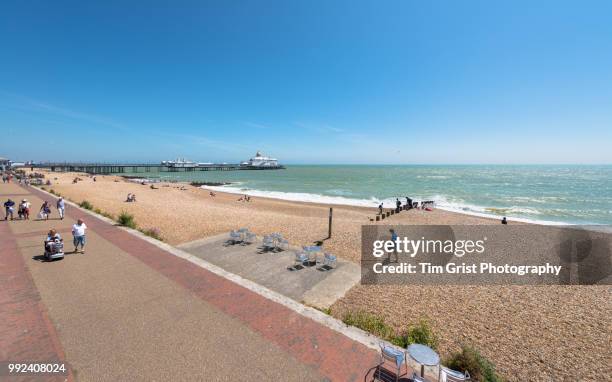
[1, 0, 611, 164]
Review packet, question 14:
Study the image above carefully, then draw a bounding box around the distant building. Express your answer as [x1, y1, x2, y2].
[0, 157, 10, 171]
[240, 151, 280, 168]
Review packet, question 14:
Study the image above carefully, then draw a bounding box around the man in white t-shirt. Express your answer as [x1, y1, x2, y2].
[72, 218, 87, 253]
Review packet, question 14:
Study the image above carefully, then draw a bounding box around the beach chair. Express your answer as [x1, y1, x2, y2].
[228, 230, 241, 245]
[307, 250, 318, 266]
[303, 245, 321, 266]
[375, 344, 408, 382]
[262, 235, 275, 252]
[322, 253, 337, 269]
[243, 232, 256, 245]
[439, 366, 470, 382]
[293, 251, 308, 268]
[278, 238, 289, 251]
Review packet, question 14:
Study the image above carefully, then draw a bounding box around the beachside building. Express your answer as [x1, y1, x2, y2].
[0, 157, 10, 171]
[240, 151, 279, 168]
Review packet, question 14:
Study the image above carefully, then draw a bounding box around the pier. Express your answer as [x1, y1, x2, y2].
[29, 162, 285, 174]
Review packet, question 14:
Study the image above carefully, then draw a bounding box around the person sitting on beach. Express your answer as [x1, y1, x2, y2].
[501, 217, 508, 225]
[44, 229, 62, 252]
[209, 191, 216, 197]
[237, 196, 244, 202]
[126, 193, 132, 202]
[150, 184, 158, 189]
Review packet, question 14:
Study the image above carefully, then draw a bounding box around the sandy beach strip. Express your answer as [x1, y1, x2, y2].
[28, 170, 612, 382]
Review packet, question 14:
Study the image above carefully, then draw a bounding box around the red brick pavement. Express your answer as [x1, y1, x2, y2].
[0, 221, 72, 382]
[25, 185, 381, 382]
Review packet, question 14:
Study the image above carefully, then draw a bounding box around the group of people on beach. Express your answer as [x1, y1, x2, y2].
[237, 194, 251, 202]
[378, 196, 420, 215]
[4, 197, 66, 221]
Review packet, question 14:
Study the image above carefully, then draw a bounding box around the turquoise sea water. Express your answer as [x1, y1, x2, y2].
[123, 165, 612, 225]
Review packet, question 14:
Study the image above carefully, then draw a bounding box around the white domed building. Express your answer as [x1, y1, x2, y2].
[240, 151, 281, 168]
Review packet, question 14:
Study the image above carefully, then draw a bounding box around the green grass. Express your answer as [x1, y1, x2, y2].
[117, 211, 137, 229]
[342, 311, 395, 340]
[394, 318, 438, 349]
[445, 345, 503, 382]
[101, 211, 115, 220]
[342, 312, 438, 349]
[79, 200, 93, 210]
[140, 227, 163, 241]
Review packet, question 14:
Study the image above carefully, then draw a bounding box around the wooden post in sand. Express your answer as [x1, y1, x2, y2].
[376, 215, 380, 221]
[328, 208, 333, 238]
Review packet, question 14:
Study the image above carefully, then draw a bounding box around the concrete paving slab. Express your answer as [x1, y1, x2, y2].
[178, 235, 361, 308]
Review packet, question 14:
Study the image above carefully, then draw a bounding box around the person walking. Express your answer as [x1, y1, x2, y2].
[18, 199, 30, 219]
[56, 197, 65, 220]
[389, 228, 399, 263]
[4, 199, 15, 220]
[39, 201, 51, 220]
[72, 218, 87, 253]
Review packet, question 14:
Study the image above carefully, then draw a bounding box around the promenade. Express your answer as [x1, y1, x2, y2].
[0, 182, 380, 381]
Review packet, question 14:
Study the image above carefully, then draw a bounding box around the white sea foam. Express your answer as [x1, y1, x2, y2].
[201, 185, 572, 225]
[203, 185, 383, 207]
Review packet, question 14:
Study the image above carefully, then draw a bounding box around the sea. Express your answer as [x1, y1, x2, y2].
[121, 165, 612, 225]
